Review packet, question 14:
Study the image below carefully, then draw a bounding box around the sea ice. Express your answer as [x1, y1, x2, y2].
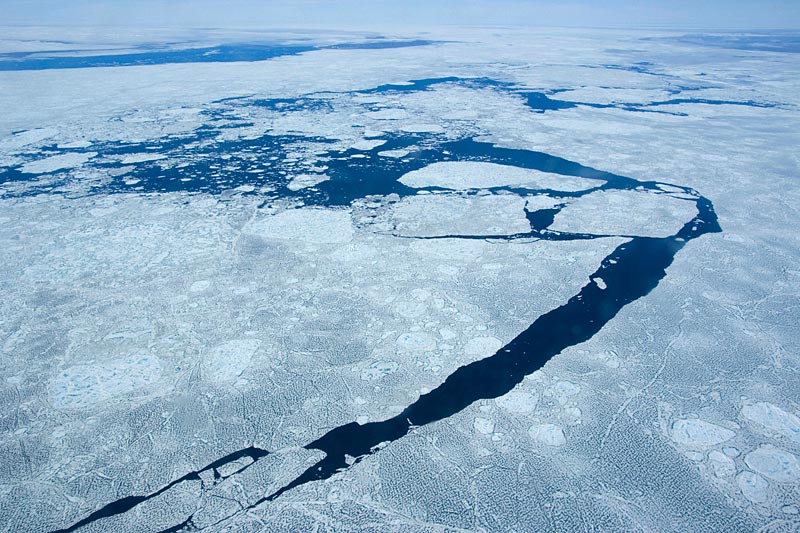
[51, 354, 164, 409]
[351, 139, 386, 151]
[244, 208, 354, 244]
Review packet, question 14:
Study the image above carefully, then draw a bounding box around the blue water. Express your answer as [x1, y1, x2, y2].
[0, 40, 438, 71]
[43, 75, 724, 533]
[668, 33, 800, 54]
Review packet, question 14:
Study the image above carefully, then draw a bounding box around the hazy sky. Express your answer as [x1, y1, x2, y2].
[4, 0, 800, 31]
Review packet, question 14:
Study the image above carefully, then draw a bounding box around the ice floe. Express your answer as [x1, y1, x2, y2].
[742, 402, 800, 444]
[118, 153, 168, 164]
[20, 151, 97, 173]
[390, 194, 531, 237]
[737, 471, 771, 504]
[528, 423, 566, 446]
[287, 173, 329, 191]
[671, 418, 736, 448]
[399, 161, 603, 191]
[495, 390, 539, 413]
[744, 445, 800, 483]
[550, 189, 698, 237]
[202, 339, 261, 383]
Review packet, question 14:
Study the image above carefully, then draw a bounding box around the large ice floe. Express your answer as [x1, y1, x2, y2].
[0, 24, 799, 533]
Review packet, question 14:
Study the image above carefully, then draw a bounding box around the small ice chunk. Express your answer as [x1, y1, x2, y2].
[378, 149, 410, 158]
[287, 173, 329, 191]
[20, 152, 97, 174]
[464, 336, 503, 357]
[741, 402, 800, 444]
[202, 339, 260, 383]
[119, 153, 167, 164]
[671, 418, 736, 448]
[474, 417, 495, 434]
[496, 390, 539, 413]
[528, 423, 566, 446]
[352, 139, 386, 151]
[708, 450, 736, 478]
[190, 280, 211, 293]
[736, 471, 770, 504]
[592, 277, 607, 290]
[744, 445, 800, 483]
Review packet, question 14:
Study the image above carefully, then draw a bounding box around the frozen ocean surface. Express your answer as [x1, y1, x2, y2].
[0, 25, 799, 533]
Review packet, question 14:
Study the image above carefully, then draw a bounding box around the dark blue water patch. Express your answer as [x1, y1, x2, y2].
[525, 205, 564, 231]
[525, 92, 777, 116]
[263, 209, 720, 506]
[520, 92, 578, 112]
[597, 63, 676, 79]
[0, 40, 440, 71]
[638, 98, 777, 109]
[327, 39, 440, 50]
[356, 76, 511, 95]
[250, 97, 334, 113]
[0, 44, 318, 71]
[659, 33, 800, 54]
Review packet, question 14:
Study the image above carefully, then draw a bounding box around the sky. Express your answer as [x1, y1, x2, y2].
[3, 0, 800, 31]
